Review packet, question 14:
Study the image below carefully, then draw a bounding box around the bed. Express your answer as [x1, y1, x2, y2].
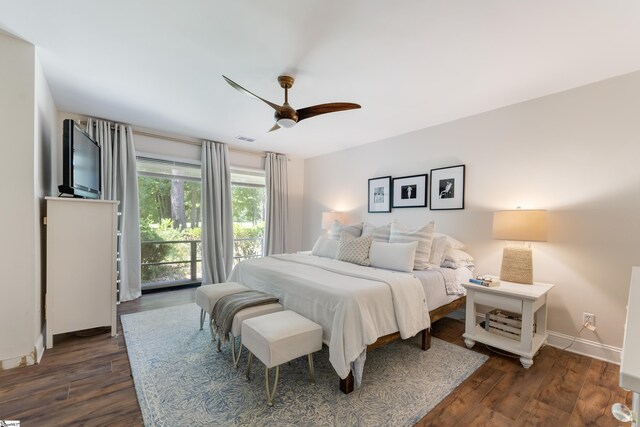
[228, 252, 472, 393]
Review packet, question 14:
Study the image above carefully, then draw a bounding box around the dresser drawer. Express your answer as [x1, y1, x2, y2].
[474, 291, 522, 313]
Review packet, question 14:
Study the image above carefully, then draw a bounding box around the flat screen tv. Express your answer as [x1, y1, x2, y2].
[59, 119, 102, 199]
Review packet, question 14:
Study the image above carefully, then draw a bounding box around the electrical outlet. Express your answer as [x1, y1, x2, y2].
[583, 312, 596, 327]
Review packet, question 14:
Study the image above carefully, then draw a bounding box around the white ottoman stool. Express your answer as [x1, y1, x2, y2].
[229, 303, 283, 368]
[196, 282, 248, 341]
[242, 310, 323, 406]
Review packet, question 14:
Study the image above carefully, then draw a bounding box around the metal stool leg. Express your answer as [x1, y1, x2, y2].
[308, 353, 315, 384]
[199, 309, 205, 330]
[245, 351, 253, 381]
[231, 335, 243, 369]
[265, 365, 280, 406]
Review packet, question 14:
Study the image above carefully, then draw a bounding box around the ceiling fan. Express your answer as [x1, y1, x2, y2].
[222, 75, 361, 132]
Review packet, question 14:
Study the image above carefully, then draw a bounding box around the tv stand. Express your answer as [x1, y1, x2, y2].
[45, 197, 119, 348]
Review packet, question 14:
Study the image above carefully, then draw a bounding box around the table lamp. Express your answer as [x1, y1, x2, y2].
[321, 211, 347, 233]
[492, 209, 547, 284]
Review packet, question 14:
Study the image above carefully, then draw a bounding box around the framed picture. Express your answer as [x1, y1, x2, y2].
[368, 176, 392, 213]
[430, 165, 465, 210]
[392, 174, 428, 208]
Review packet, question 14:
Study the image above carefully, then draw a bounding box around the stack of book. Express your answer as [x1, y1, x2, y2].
[469, 276, 501, 287]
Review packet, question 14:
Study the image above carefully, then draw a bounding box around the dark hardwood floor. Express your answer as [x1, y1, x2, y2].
[0, 288, 630, 426]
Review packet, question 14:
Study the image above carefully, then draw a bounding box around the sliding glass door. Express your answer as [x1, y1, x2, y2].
[136, 158, 266, 289]
[137, 157, 202, 289]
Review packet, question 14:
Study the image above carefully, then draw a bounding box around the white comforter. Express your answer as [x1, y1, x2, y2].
[228, 253, 428, 379]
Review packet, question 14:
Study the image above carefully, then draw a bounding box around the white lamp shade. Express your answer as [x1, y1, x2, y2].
[321, 211, 347, 230]
[492, 210, 548, 242]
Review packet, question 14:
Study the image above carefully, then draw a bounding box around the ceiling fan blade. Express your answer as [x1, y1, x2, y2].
[268, 123, 281, 132]
[222, 75, 282, 111]
[297, 103, 361, 122]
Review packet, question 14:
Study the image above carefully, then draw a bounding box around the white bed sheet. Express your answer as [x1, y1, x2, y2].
[413, 267, 472, 311]
[228, 253, 427, 379]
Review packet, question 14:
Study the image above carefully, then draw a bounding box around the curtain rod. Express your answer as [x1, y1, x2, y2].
[79, 120, 274, 159]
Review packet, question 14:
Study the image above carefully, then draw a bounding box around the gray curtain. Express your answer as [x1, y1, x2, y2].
[86, 118, 142, 301]
[264, 152, 289, 255]
[201, 140, 233, 283]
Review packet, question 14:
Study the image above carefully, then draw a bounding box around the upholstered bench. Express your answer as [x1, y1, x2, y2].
[196, 282, 248, 341]
[228, 302, 283, 368]
[242, 310, 323, 406]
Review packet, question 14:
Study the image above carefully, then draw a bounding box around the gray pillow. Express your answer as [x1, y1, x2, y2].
[329, 220, 363, 240]
[311, 237, 338, 259]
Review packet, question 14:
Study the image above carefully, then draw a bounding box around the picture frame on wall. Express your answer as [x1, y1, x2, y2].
[430, 165, 465, 210]
[368, 176, 392, 213]
[392, 174, 428, 208]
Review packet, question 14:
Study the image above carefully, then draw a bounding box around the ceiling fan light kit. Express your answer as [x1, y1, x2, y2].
[223, 74, 361, 132]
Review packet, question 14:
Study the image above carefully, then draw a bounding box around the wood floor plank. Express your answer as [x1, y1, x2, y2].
[532, 351, 592, 413]
[479, 346, 556, 420]
[568, 382, 627, 427]
[458, 404, 516, 427]
[514, 398, 572, 426]
[415, 364, 506, 426]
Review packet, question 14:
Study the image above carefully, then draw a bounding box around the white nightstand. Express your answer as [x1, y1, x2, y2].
[462, 279, 554, 368]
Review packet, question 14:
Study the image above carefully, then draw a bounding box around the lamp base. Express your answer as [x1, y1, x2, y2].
[500, 244, 533, 284]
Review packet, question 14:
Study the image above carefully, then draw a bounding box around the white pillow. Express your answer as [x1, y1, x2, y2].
[433, 232, 465, 250]
[362, 222, 391, 242]
[329, 220, 363, 240]
[389, 220, 435, 270]
[335, 232, 373, 266]
[369, 241, 418, 273]
[428, 236, 449, 267]
[442, 259, 475, 270]
[444, 248, 474, 263]
[311, 237, 338, 259]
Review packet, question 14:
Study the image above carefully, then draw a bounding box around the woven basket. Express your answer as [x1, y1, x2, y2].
[500, 246, 533, 284]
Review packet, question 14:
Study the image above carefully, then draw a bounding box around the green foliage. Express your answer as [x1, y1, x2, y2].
[232, 186, 264, 225]
[137, 173, 265, 283]
[233, 222, 264, 262]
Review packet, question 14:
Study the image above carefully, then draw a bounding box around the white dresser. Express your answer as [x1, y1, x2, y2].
[45, 197, 119, 348]
[620, 267, 640, 425]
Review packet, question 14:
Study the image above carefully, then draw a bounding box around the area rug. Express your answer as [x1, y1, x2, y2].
[122, 303, 487, 427]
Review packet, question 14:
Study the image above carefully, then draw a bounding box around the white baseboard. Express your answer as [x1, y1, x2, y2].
[546, 331, 621, 365]
[35, 328, 45, 363]
[471, 312, 621, 365]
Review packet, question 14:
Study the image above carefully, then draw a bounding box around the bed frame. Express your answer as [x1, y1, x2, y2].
[338, 295, 467, 394]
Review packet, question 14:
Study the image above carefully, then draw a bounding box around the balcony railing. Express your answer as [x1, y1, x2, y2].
[233, 237, 264, 265]
[141, 236, 263, 289]
[141, 239, 201, 289]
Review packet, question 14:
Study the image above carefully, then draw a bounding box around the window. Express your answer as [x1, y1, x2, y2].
[137, 157, 202, 289]
[136, 158, 265, 289]
[231, 169, 265, 265]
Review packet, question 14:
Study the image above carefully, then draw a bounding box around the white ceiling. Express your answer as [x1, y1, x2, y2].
[1, 1, 639, 159]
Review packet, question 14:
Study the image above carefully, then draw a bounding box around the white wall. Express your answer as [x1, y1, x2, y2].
[303, 71, 640, 352]
[0, 32, 56, 367]
[34, 53, 58, 358]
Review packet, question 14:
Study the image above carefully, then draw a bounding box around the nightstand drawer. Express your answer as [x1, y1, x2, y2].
[475, 292, 522, 313]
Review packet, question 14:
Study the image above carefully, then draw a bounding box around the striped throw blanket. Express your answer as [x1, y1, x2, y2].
[212, 290, 279, 344]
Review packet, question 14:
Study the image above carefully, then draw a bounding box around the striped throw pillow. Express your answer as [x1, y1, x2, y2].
[335, 232, 373, 266]
[362, 222, 391, 242]
[389, 220, 435, 270]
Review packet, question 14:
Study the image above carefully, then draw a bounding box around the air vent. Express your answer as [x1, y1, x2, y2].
[235, 135, 256, 142]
